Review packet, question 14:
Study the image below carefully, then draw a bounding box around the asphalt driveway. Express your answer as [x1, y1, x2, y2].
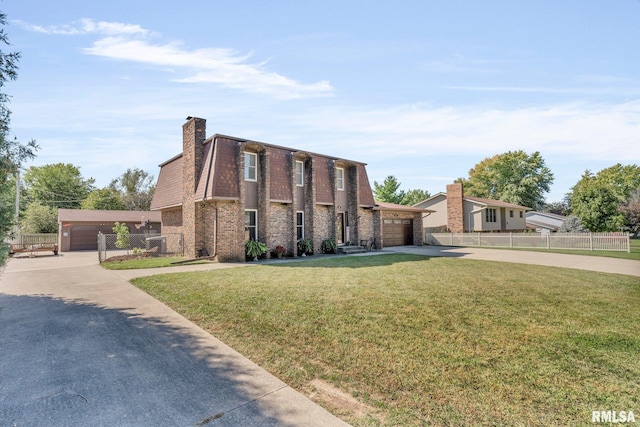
[0, 252, 348, 426]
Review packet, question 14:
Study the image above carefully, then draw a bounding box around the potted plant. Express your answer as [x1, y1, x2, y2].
[321, 238, 336, 254]
[246, 239, 267, 261]
[274, 245, 286, 259]
[297, 238, 312, 256]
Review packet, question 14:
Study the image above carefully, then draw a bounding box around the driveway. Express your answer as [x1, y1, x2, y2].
[0, 252, 348, 427]
[383, 245, 640, 276]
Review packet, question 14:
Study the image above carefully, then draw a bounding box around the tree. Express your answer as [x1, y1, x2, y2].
[23, 163, 94, 209]
[0, 10, 38, 262]
[619, 189, 640, 237]
[373, 175, 430, 206]
[20, 202, 57, 233]
[112, 222, 130, 253]
[569, 165, 640, 232]
[457, 151, 554, 210]
[542, 199, 571, 216]
[558, 216, 586, 233]
[109, 168, 155, 210]
[373, 175, 404, 204]
[82, 188, 126, 210]
[570, 172, 624, 232]
[401, 188, 431, 206]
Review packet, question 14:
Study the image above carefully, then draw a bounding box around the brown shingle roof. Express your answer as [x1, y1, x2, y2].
[374, 201, 431, 212]
[269, 146, 292, 201]
[151, 155, 183, 210]
[58, 209, 161, 223]
[464, 196, 531, 210]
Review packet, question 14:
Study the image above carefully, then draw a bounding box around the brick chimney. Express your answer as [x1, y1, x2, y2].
[182, 117, 206, 257]
[447, 183, 464, 233]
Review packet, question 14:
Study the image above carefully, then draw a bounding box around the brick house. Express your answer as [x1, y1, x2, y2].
[150, 117, 425, 262]
[416, 183, 530, 233]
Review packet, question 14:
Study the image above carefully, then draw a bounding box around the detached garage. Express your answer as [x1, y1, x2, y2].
[373, 202, 430, 248]
[58, 209, 161, 252]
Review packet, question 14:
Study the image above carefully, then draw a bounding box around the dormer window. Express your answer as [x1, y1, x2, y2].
[295, 161, 304, 186]
[244, 152, 257, 181]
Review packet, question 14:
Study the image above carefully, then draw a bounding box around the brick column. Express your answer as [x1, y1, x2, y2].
[447, 183, 464, 233]
[182, 117, 206, 257]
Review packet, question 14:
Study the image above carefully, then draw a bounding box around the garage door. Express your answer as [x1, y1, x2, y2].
[70, 225, 117, 251]
[383, 219, 413, 246]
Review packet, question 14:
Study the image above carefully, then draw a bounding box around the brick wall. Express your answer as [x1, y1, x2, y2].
[182, 117, 206, 257]
[447, 183, 464, 233]
[161, 208, 183, 253]
[313, 205, 334, 254]
[267, 202, 294, 255]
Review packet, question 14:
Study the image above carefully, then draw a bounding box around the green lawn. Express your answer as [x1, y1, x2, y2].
[131, 254, 640, 426]
[100, 256, 209, 270]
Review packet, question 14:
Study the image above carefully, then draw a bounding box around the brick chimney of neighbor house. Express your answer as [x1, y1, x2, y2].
[447, 183, 464, 233]
[182, 117, 206, 257]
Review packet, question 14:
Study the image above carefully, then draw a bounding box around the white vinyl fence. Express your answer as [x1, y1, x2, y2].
[98, 233, 183, 263]
[425, 232, 630, 253]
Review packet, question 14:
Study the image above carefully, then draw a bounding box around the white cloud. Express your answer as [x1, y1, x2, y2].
[14, 18, 149, 36]
[18, 17, 333, 99]
[282, 100, 640, 162]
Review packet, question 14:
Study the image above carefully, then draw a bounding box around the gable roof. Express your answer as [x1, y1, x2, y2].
[374, 201, 432, 213]
[463, 196, 531, 210]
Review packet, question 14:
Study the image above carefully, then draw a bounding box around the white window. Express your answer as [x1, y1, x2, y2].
[296, 211, 304, 240]
[336, 167, 344, 191]
[295, 161, 304, 186]
[244, 152, 257, 181]
[245, 210, 257, 241]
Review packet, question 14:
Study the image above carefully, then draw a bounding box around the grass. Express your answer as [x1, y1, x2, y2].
[131, 254, 640, 426]
[100, 256, 209, 270]
[481, 238, 640, 261]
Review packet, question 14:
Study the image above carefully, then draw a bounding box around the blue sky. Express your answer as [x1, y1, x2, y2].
[4, 0, 640, 203]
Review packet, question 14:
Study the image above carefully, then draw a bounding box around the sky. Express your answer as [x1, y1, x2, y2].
[4, 0, 640, 203]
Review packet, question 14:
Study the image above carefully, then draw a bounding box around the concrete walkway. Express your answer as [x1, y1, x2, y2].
[383, 245, 640, 277]
[0, 252, 348, 427]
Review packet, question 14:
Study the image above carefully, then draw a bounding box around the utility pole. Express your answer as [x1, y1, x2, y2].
[14, 170, 20, 239]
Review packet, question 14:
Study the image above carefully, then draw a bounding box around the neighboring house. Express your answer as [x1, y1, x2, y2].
[525, 211, 566, 234]
[150, 117, 424, 262]
[415, 183, 530, 233]
[58, 209, 161, 251]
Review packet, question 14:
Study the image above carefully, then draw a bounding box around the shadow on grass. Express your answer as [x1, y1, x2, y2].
[0, 293, 291, 426]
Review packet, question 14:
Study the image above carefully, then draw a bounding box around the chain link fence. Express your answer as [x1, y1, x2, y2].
[98, 233, 183, 263]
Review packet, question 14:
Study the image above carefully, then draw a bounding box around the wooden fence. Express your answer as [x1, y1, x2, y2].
[424, 232, 630, 253]
[10, 233, 58, 245]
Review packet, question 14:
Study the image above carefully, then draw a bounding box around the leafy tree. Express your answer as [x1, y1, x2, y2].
[558, 216, 586, 233]
[619, 189, 640, 237]
[20, 202, 57, 233]
[109, 168, 155, 210]
[112, 222, 131, 253]
[542, 200, 571, 216]
[401, 188, 431, 206]
[374, 175, 430, 206]
[0, 11, 38, 262]
[23, 163, 94, 209]
[457, 150, 553, 210]
[570, 172, 624, 232]
[82, 188, 126, 210]
[569, 165, 640, 232]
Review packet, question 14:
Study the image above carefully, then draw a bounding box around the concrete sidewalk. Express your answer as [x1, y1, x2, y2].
[0, 252, 348, 426]
[383, 245, 640, 277]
